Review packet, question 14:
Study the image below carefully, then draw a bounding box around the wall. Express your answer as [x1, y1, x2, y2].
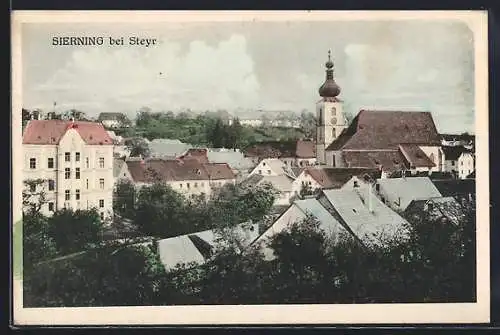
[249, 159, 283, 177]
[419, 146, 445, 172]
[458, 153, 475, 179]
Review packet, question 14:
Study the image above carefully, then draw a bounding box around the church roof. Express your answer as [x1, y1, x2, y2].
[326, 110, 441, 151]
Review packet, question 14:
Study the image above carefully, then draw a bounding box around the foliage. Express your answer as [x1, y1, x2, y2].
[113, 179, 137, 219]
[23, 210, 58, 271]
[47, 209, 105, 254]
[126, 137, 151, 158]
[22, 179, 48, 214]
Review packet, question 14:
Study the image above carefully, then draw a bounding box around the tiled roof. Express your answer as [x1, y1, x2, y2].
[204, 163, 236, 180]
[398, 144, 436, 168]
[245, 174, 294, 193]
[442, 145, 472, 161]
[304, 167, 381, 189]
[405, 196, 466, 225]
[326, 110, 441, 151]
[432, 179, 475, 197]
[22, 120, 114, 145]
[125, 158, 235, 183]
[321, 188, 410, 246]
[376, 177, 442, 210]
[342, 150, 409, 172]
[243, 140, 315, 158]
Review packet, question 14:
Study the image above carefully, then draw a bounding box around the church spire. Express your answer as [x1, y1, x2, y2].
[318, 50, 341, 98]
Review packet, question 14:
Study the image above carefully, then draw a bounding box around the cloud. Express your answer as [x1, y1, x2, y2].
[29, 34, 260, 115]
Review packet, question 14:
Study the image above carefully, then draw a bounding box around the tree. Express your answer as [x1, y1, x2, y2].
[208, 118, 226, 148]
[22, 179, 48, 214]
[134, 183, 187, 237]
[23, 210, 58, 271]
[299, 110, 317, 139]
[63, 109, 88, 121]
[47, 208, 105, 254]
[126, 137, 151, 158]
[226, 117, 243, 149]
[113, 179, 137, 219]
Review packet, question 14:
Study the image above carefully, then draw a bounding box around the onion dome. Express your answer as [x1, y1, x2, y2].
[318, 50, 341, 98]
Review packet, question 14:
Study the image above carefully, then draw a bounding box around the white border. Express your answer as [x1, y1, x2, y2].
[11, 10, 490, 325]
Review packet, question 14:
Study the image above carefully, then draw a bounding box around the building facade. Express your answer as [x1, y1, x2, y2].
[23, 120, 114, 220]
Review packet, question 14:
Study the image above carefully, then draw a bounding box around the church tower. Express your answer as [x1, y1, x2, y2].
[316, 51, 347, 165]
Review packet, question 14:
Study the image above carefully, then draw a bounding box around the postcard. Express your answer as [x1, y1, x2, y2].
[11, 10, 490, 325]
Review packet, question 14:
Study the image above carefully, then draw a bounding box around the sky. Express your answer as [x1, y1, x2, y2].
[21, 20, 475, 133]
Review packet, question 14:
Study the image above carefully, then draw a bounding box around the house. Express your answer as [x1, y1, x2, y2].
[113, 157, 132, 184]
[97, 112, 131, 129]
[252, 197, 348, 261]
[442, 146, 475, 179]
[149, 139, 192, 158]
[22, 120, 114, 220]
[317, 187, 410, 247]
[404, 196, 467, 226]
[441, 133, 475, 148]
[157, 222, 260, 272]
[243, 139, 317, 167]
[324, 110, 444, 176]
[124, 158, 236, 199]
[292, 167, 381, 195]
[206, 148, 255, 180]
[248, 158, 296, 178]
[373, 176, 443, 212]
[241, 174, 295, 207]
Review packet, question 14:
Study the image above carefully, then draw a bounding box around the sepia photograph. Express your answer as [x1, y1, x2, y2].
[11, 10, 489, 325]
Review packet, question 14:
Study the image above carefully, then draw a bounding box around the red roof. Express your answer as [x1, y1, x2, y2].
[304, 167, 381, 188]
[398, 144, 436, 168]
[342, 150, 409, 172]
[23, 120, 113, 145]
[126, 159, 235, 183]
[327, 110, 441, 151]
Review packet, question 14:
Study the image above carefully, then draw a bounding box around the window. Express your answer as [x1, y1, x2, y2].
[258, 170, 262, 174]
[332, 128, 336, 138]
[452, 161, 455, 166]
[100, 212, 104, 221]
[64, 168, 71, 179]
[48, 202, 54, 212]
[99, 178, 105, 189]
[75, 152, 80, 162]
[353, 181, 359, 188]
[47, 158, 54, 169]
[99, 157, 105, 168]
[86, 157, 89, 168]
[75, 168, 81, 179]
[194, 182, 198, 188]
[30, 184, 36, 192]
[65, 189, 70, 201]
[461, 161, 464, 166]
[99, 199, 104, 208]
[65, 152, 70, 162]
[29, 158, 36, 169]
[179, 183, 183, 188]
[48, 179, 55, 191]
[375, 184, 380, 192]
[267, 170, 271, 174]
[86, 179, 89, 189]
[187, 183, 190, 189]
[75, 189, 80, 200]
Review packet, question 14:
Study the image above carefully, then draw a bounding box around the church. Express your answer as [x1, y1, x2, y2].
[315, 51, 445, 177]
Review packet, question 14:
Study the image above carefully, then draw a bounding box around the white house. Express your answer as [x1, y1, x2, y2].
[124, 158, 236, 200]
[22, 120, 114, 220]
[242, 174, 295, 207]
[372, 176, 443, 212]
[442, 146, 475, 179]
[248, 158, 295, 177]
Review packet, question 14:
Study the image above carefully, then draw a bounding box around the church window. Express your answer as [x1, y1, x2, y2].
[331, 107, 336, 116]
[332, 128, 336, 138]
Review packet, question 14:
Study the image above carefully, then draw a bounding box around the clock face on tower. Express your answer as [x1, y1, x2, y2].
[331, 117, 337, 125]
